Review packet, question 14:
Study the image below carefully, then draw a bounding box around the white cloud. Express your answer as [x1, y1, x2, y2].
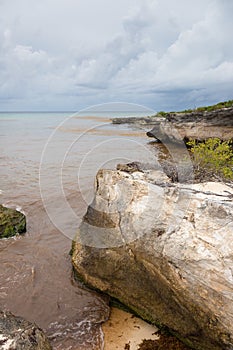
[0, 0, 233, 111]
[109, 0, 233, 108]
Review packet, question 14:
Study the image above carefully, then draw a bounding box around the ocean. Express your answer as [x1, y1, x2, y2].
[0, 107, 156, 349]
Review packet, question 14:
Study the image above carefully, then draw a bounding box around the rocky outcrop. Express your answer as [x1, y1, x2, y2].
[72, 168, 233, 350]
[147, 107, 233, 141]
[0, 205, 26, 239]
[112, 116, 165, 126]
[0, 310, 52, 349]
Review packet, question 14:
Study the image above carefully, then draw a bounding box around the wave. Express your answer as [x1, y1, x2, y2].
[1, 203, 26, 216]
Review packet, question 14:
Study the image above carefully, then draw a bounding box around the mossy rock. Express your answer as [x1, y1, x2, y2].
[0, 205, 26, 239]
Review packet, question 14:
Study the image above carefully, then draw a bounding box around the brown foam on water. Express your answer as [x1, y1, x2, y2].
[58, 126, 146, 137]
[74, 115, 111, 122]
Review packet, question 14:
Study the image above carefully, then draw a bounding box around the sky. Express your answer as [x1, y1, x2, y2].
[0, 0, 233, 112]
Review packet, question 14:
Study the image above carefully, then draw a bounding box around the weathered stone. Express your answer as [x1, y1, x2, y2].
[116, 162, 143, 173]
[72, 169, 233, 350]
[147, 107, 233, 142]
[0, 310, 52, 349]
[112, 116, 165, 126]
[0, 205, 26, 239]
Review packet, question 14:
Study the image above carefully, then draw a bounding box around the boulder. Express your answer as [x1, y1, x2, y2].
[147, 107, 233, 142]
[0, 310, 52, 349]
[0, 205, 26, 239]
[72, 168, 233, 350]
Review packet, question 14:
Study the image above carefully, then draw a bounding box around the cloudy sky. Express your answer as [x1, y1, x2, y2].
[0, 0, 233, 111]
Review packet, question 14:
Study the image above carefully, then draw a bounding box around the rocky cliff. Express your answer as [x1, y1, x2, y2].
[72, 168, 233, 350]
[147, 107, 233, 142]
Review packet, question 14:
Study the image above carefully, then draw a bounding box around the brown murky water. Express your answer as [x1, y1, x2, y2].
[0, 111, 155, 349]
[0, 193, 109, 349]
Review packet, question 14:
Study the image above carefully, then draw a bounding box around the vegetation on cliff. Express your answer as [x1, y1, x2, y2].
[156, 99, 233, 117]
[150, 100, 233, 183]
[187, 138, 233, 181]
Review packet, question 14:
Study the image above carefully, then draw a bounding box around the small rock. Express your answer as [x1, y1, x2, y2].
[117, 162, 143, 174]
[0, 310, 52, 350]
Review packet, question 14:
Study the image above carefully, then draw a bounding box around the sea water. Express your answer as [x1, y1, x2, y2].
[0, 107, 156, 349]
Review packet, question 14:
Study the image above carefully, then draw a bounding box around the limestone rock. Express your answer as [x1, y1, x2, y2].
[72, 169, 233, 350]
[0, 205, 26, 239]
[112, 116, 165, 126]
[147, 107, 233, 141]
[0, 310, 52, 350]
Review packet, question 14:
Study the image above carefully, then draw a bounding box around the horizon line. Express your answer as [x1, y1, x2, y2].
[0, 110, 155, 113]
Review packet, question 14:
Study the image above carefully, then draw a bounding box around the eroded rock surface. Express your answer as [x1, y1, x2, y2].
[147, 107, 233, 141]
[0, 310, 52, 350]
[112, 116, 165, 126]
[72, 168, 233, 350]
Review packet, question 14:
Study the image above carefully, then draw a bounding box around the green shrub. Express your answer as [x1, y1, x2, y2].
[187, 138, 233, 181]
[157, 111, 168, 117]
[176, 100, 233, 114]
[180, 109, 193, 113]
[195, 99, 233, 112]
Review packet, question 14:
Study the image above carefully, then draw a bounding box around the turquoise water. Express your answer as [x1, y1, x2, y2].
[0, 109, 156, 349]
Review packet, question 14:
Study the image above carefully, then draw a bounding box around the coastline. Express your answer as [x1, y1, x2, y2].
[72, 103, 233, 349]
[1, 103, 233, 349]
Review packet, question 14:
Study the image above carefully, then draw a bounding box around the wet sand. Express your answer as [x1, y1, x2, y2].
[102, 307, 159, 350]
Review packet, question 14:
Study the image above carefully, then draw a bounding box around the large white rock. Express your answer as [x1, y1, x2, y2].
[72, 169, 233, 350]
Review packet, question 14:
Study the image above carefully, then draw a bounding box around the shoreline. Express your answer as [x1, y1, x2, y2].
[102, 307, 159, 350]
[2, 103, 233, 349]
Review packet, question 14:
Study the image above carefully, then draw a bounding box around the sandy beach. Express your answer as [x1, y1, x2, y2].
[102, 307, 159, 350]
